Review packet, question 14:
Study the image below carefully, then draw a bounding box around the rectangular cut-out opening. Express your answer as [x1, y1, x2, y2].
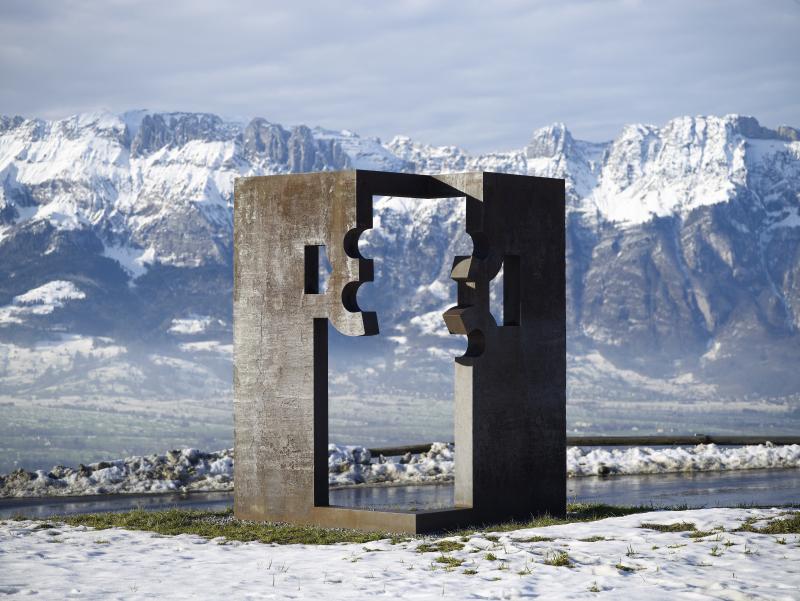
[503, 255, 521, 326]
[489, 255, 521, 326]
[304, 245, 320, 294]
[326, 195, 470, 513]
[489, 262, 503, 325]
[304, 245, 332, 294]
[313, 317, 329, 507]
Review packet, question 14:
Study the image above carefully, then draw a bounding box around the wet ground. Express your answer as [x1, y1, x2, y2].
[1, 468, 797, 520]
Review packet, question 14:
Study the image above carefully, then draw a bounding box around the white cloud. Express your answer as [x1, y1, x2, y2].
[0, 0, 797, 151]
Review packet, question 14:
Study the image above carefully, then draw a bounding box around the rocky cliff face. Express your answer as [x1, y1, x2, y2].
[0, 110, 798, 411]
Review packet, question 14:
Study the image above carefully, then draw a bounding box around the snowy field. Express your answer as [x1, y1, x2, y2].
[1, 507, 798, 599]
[2, 443, 799, 498]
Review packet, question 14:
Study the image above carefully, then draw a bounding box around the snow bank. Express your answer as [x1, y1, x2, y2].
[2, 507, 798, 599]
[2, 442, 798, 498]
[0, 449, 234, 498]
[331, 442, 800, 483]
[328, 442, 454, 486]
[567, 442, 800, 476]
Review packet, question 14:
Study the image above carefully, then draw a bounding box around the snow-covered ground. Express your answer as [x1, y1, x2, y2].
[2, 443, 799, 498]
[1, 507, 798, 599]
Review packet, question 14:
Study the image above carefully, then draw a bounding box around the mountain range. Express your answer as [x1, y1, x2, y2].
[1, 110, 799, 440]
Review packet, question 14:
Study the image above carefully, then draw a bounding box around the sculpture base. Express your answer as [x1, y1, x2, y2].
[235, 502, 474, 534]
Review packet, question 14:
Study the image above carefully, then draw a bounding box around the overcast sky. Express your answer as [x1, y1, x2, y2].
[1, 0, 798, 151]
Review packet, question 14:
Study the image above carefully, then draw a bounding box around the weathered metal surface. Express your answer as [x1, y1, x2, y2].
[234, 170, 566, 532]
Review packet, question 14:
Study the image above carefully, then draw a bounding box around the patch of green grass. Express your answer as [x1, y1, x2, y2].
[484, 535, 500, 542]
[588, 582, 600, 593]
[689, 530, 715, 539]
[568, 502, 666, 517]
[737, 513, 800, 535]
[49, 503, 731, 548]
[639, 521, 696, 532]
[416, 540, 464, 553]
[515, 535, 555, 543]
[445, 503, 657, 538]
[60, 508, 396, 545]
[736, 517, 759, 531]
[462, 568, 478, 575]
[615, 563, 639, 572]
[579, 536, 606, 542]
[435, 554, 464, 567]
[543, 551, 571, 567]
[710, 545, 723, 557]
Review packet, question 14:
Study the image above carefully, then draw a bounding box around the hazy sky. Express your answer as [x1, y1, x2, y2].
[1, 0, 798, 151]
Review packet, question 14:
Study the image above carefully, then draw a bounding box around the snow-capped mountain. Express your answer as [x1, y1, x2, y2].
[1, 110, 799, 410]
